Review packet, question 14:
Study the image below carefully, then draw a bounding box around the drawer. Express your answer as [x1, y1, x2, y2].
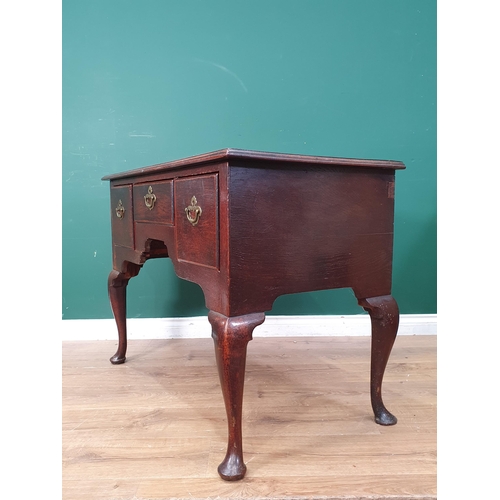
[175, 174, 219, 269]
[110, 185, 134, 248]
[133, 180, 173, 224]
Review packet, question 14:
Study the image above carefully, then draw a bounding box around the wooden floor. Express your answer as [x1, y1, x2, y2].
[62, 335, 436, 500]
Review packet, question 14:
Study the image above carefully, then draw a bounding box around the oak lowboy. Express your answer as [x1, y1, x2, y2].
[103, 148, 405, 480]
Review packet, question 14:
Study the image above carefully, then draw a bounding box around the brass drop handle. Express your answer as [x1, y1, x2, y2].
[185, 196, 202, 226]
[144, 186, 157, 210]
[115, 199, 125, 218]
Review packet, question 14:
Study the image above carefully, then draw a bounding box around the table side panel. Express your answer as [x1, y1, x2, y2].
[227, 164, 397, 315]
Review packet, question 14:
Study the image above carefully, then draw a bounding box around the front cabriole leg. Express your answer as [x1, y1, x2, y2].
[358, 295, 400, 426]
[209, 311, 265, 481]
[108, 262, 141, 364]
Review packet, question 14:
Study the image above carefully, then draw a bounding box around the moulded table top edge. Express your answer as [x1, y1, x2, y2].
[101, 148, 406, 181]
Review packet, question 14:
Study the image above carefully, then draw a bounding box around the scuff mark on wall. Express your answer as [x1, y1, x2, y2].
[194, 58, 248, 93]
[128, 132, 156, 138]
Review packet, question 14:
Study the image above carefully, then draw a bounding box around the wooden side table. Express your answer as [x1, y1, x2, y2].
[102, 148, 405, 480]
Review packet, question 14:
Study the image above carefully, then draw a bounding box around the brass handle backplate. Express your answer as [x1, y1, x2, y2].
[144, 186, 157, 210]
[115, 199, 125, 218]
[185, 196, 202, 226]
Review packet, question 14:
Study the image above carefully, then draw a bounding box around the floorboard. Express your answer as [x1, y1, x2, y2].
[62, 335, 436, 499]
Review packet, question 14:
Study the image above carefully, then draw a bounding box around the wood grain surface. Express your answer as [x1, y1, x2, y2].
[62, 335, 436, 499]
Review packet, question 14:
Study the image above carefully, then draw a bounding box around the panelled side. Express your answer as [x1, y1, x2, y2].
[227, 164, 397, 316]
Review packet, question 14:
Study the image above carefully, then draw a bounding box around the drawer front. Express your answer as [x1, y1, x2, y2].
[133, 180, 173, 224]
[110, 185, 134, 248]
[175, 174, 219, 269]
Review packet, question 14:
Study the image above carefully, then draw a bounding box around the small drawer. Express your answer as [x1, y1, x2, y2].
[133, 181, 173, 224]
[175, 174, 219, 269]
[110, 185, 134, 248]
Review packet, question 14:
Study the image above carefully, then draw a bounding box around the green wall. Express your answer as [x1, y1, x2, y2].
[62, 0, 436, 320]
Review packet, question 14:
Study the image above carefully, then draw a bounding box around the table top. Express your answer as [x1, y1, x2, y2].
[102, 148, 406, 181]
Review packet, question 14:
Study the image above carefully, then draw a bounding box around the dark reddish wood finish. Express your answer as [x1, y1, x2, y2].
[209, 311, 265, 480]
[133, 180, 173, 224]
[107, 263, 141, 364]
[358, 295, 400, 425]
[175, 173, 219, 269]
[110, 186, 134, 248]
[103, 148, 405, 480]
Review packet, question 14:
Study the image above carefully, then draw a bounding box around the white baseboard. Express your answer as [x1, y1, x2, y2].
[61, 314, 437, 341]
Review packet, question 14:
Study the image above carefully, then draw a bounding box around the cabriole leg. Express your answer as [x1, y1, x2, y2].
[209, 311, 265, 481]
[108, 264, 140, 364]
[358, 294, 400, 426]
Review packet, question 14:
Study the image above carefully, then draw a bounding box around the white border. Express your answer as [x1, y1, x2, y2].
[61, 314, 437, 341]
